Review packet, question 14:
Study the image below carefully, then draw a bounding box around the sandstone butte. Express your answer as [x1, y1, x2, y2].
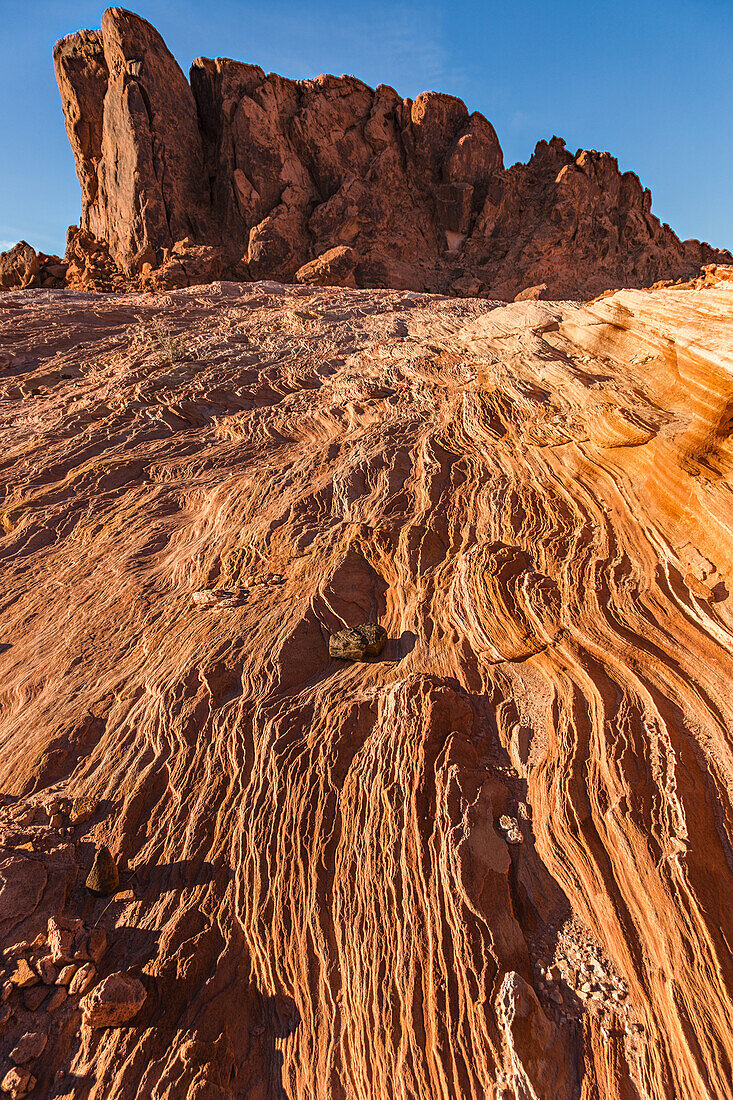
[0, 245, 733, 1098]
[0, 6, 728, 298]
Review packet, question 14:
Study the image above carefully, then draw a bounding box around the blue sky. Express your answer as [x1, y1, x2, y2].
[1, 0, 731, 257]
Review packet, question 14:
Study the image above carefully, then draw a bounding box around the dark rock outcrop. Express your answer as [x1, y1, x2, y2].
[49, 7, 730, 297]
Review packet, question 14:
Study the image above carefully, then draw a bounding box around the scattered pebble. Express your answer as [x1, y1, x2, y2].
[498, 815, 523, 844]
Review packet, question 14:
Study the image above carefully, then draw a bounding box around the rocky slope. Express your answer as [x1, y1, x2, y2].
[1, 268, 732, 1099]
[46, 7, 730, 299]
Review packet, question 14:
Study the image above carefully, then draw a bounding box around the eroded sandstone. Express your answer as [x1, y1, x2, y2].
[0, 271, 731, 1098]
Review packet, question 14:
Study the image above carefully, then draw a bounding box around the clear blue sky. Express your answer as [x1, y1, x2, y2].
[1, 0, 731, 257]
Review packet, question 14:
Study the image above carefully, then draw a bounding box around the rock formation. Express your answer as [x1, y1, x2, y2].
[0, 243, 67, 292]
[49, 7, 729, 297]
[1, 266, 732, 1098]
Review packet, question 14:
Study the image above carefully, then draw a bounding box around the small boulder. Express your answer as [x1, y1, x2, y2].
[23, 987, 47, 1011]
[9, 960, 37, 989]
[46, 987, 68, 1012]
[10, 1030, 47, 1064]
[80, 971, 146, 1028]
[85, 845, 119, 896]
[0, 1068, 36, 1099]
[36, 957, 56, 985]
[69, 796, 98, 826]
[47, 916, 83, 963]
[55, 964, 77, 986]
[513, 282, 548, 302]
[86, 929, 107, 964]
[329, 624, 387, 661]
[295, 245, 359, 288]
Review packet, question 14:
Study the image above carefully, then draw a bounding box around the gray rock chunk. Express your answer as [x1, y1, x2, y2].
[328, 624, 387, 661]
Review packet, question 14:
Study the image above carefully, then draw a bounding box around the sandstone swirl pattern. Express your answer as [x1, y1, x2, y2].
[0, 272, 732, 1099]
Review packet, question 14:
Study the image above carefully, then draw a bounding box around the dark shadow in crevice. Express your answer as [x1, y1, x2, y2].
[261, 993, 301, 1100]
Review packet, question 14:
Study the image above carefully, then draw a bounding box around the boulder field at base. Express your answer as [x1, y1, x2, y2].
[4, 5, 729, 297]
[0, 267, 732, 1099]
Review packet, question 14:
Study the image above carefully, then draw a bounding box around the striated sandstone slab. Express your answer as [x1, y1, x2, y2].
[0, 273, 731, 1098]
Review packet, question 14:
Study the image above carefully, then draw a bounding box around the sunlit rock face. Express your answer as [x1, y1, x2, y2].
[0, 269, 732, 1099]
[53, 8, 729, 296]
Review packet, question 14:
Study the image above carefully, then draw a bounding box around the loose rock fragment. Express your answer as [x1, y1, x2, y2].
[86, 928, 107, 963]
[36, 956, 56, 985]
[69, 796, 98, 825]
[80, 971, 147, 1028]
[85, 845, 119, 896]
[69, 962, 96, 995]
[47, 916, 83, 963]
[46, 986, 68, 1012]
[55, 965, 77, 986]
[328, 624, 387, 661]
[498, 815, 523, 844]
[9, 961, 37, 989]
[23, 987, 47, 1012]
[10, 1030, 47, 1064]
[0, 1068, 36, 1099]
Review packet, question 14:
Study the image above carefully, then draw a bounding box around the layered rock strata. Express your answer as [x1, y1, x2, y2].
[1, 269, 732, 1097]
[51, 7, 730, 297]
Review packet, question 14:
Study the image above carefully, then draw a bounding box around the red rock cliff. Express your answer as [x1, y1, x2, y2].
[53, 7, 730, 297]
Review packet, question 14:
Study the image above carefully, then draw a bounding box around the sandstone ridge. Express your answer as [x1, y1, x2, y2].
[44, 6, 731, 297]
[0, 269, 732, 1098]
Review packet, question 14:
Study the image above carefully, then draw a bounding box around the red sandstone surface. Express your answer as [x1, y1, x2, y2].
[10, 6, 719, 298]
[1, 266, 732, 1098]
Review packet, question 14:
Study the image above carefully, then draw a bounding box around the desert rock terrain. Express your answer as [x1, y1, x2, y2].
[0, 265, 732, 1098]
[39, 7, 729, 298]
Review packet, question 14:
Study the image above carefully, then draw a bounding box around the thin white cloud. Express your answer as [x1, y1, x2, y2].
[0, 239, 18, 251]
